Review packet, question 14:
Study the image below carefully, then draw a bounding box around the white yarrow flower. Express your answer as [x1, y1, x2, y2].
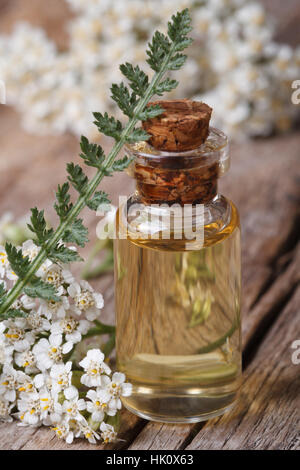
[39, 389, 62, 425]
[100, 422, 117, 444]
[38, 295, 70, 320]
[0, 365, 28, 402]
[0, 223, 124, 444]
[0, 246, 10, 278]
[16, 391, 41, 425]
[62, 387, 86, 422]
[50, 317, 91, 345]
[49, 361, 73, 394]
[33, 335, 73, 371]
[21, 240, 40, 261]
[68, 281, 104, 320]
[15, 350, 38, 374]
[86, 388, 116, 422]
[0, 398, 14, 422]
[4, 319, 35, 353]
[101, 372, 132, 410]
[0, 323, 14, 366]
[25, 310, 51, 333]
[51, 420, 75, 444]
[76, 419, 100, 444]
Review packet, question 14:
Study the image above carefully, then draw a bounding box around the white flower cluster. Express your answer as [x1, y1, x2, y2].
[0, 212, 32, 246]
[0, 239, 131, 444]
[194, 2, 300, 138]
[0, 0, 299, 139]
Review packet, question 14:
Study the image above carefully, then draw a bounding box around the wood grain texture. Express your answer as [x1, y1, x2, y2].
[186, 286, 300, 450]
[1, 103, 299, 454]
[129, 245, 300, 450]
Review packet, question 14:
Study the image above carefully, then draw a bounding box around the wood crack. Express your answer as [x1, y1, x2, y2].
[243, 281, 298, 369]
[177, 422, 206, 450]
[186, 286, 300, 449]
[249, 214, 300, 310]
[242, 242, 300, 367]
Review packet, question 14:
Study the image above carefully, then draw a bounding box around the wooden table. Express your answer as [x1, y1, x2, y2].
[0, 0, 299, 451]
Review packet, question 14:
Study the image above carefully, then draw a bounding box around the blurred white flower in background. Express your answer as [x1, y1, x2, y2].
[0, 0, 299, 139]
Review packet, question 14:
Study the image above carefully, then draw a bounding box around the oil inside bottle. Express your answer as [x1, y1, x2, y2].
[115, 201, 241, 423]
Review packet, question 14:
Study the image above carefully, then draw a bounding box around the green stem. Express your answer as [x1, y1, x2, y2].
[84, 321, 116, 339]
[71, 370, 84, 389]
[106, 412, 121, 431]
[0, 43, 177, 317]
[102, 333, 116, 358]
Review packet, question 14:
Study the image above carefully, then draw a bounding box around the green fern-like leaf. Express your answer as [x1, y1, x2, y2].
[54, 183, 73, 221]
[86, 191, 111, 212]
[79, 136, 106, 169]
[146, 31, 171, 72]
[93, 112, 124, 141]
[167, 8, 193, 43]
[112, 156, 133, 172]
[111, 83, 139, 118]
[48, 244, 83, 264]
[62, 219, 89, 248]
[154, 78, 178, 96]
[139, 104, 164, 121]
[24, 279, 60, 302]
[5, 243, 30, 279]
[126, 128, 150, 143]
[1, 309, 28, 319]
[168, 53, 187, 71]
[0, 8, 193, 319]
[27, 208, 53, 246]
[119, 63, 149, 97]
[67, 163, 89, 194]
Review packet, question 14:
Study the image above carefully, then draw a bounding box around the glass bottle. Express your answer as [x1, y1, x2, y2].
[114, 125, 241, 423]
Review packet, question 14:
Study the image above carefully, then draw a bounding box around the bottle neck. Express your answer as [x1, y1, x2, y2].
[126, 127, 229, 206]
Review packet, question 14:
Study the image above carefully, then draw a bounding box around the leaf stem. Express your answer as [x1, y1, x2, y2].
[102, 332, 116, 358]
[196, 318, 240, 355]
[83, 322, 116, 339]
[0, 42, 177, 317]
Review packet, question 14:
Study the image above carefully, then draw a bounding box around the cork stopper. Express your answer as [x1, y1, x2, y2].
[129, 100, 221, 205]
[142, 99, 212, 151]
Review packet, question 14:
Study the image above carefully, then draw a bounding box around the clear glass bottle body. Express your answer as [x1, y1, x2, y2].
[114, 129, 242, 423]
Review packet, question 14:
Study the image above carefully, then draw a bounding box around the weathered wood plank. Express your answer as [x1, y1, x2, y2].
[224, 134, 300, 313]
[0, 421, 39, 450]
[128, 244, 300, 449]
[129, 241, 300, 450]
[19, 409, 144, 450]
[128, 422, 198, 451]
[243, 242, 300, 352]
[127, 134, 300, 450]
[186, 285, 300, 450]
[0, 131, 299, 449]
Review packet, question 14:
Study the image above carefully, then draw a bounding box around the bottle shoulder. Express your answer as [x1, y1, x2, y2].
[116, 194, 240, 251]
